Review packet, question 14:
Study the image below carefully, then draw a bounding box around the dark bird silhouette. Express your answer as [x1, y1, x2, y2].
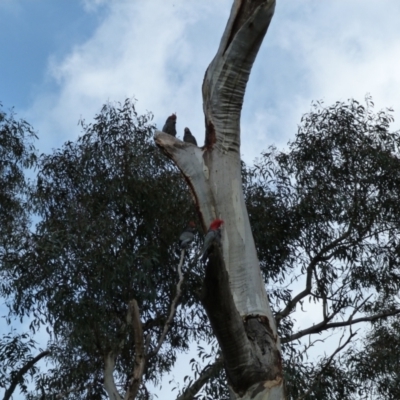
[183, 127, 197, 146]
[179, 221, 196, 249]
[162, 114, 177, 137]
[201, 219, 224, 262]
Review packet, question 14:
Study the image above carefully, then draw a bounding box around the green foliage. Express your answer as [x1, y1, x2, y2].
[246, 96, 400, 398]
[247, 97, 400, 311]
[284, 358, 358, 400]
[345, 316, 400, 399]
[2, 96, 400, 399]
[0, 104, 39, 399]
[0, 103, 37, 292]
[5, 99, 209, 399]
[0, 329, 41, 397]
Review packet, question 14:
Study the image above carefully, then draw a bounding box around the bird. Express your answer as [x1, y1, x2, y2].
[201, 219, 224, 262]
[183, 127, 197, 146]
[179, 221, 196, 249]
[162, 113, 177, 137]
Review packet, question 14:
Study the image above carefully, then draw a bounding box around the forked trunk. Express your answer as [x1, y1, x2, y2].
[155, 1, 285, 398]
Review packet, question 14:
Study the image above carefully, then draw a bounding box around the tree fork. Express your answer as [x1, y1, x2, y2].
[155, 0, 284, 398]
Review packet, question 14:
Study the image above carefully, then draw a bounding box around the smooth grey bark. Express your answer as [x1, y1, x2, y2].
[155, 0, 285, 399]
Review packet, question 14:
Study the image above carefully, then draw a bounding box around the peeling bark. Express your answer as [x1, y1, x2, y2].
[155, 0, 284, 398]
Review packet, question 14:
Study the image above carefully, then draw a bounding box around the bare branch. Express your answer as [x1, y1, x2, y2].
[3, 350, 50, 400]
[104, 296, 144, 400]
[124, 299, 146, 400]
[175, 357, 224, 400]
[147, 249, 186, 359]
[283, 308, 400, 343]
[276, 228, 352, 324]
[154, 131, 216, 227]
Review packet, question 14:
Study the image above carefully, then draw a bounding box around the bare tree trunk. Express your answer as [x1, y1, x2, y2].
[155, 0, 285, 398]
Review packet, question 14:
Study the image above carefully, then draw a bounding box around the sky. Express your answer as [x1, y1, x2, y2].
[2, 0, 399, 161]
[1, 0, 400, 398]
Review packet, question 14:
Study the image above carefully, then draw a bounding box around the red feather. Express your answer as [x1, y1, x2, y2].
[209, 219, 224, 230]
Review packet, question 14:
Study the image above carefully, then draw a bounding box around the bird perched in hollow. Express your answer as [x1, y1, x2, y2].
[201, 219, 224, 262]
[162, 113, 177, 137]
[183, 127, 197, 146]
[179, 221, 196, 249]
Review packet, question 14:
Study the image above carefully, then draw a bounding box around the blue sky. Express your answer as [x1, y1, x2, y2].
[0, 1, 106, 108]
[1, 0, 400, 398]
[2, 0, 399, 162]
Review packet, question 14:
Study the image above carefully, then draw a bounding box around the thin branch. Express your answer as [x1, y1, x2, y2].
[3, 350, 50, 400]
[282, 305, 340, 345]
[103, 251, 186, 400]
[347, 294, 372, 321]
[296, 329, 357, 400]
[175, 357, 224, 400]
[276, 228, 352, 324]
[283, 308, 400, 343]
[300, 332, 335, 360]
[142, 316, 165, 331]
[286, 332, 335, 368]
[147, 249, 186, 359]
[312, 268, 329, 320]
[309, 291, 347, 304]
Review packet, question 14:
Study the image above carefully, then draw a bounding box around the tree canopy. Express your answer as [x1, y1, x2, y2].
[1, 96, 400, 399]
[246, 96, 400, 399]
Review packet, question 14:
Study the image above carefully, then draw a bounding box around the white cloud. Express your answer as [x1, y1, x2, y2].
[80, 0, 109, 13]
[236, 0, 400, 165]
[26, 1, 232, 153]
[25, 1, 400, 158]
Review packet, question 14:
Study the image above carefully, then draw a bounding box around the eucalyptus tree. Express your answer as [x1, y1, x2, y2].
[246, 97, 400, 399]
[0, 104, 47, 400]
[2, 0, 400, 398]
[345, 315, 400, 400]
[154, 0, 400, 396]
[3, 98, 400, 400]
[0, 102, 36, 280]
[10, 100, 210, 400]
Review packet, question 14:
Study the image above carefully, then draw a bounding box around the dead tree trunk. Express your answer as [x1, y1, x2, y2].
[155, 1, 284, 398]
